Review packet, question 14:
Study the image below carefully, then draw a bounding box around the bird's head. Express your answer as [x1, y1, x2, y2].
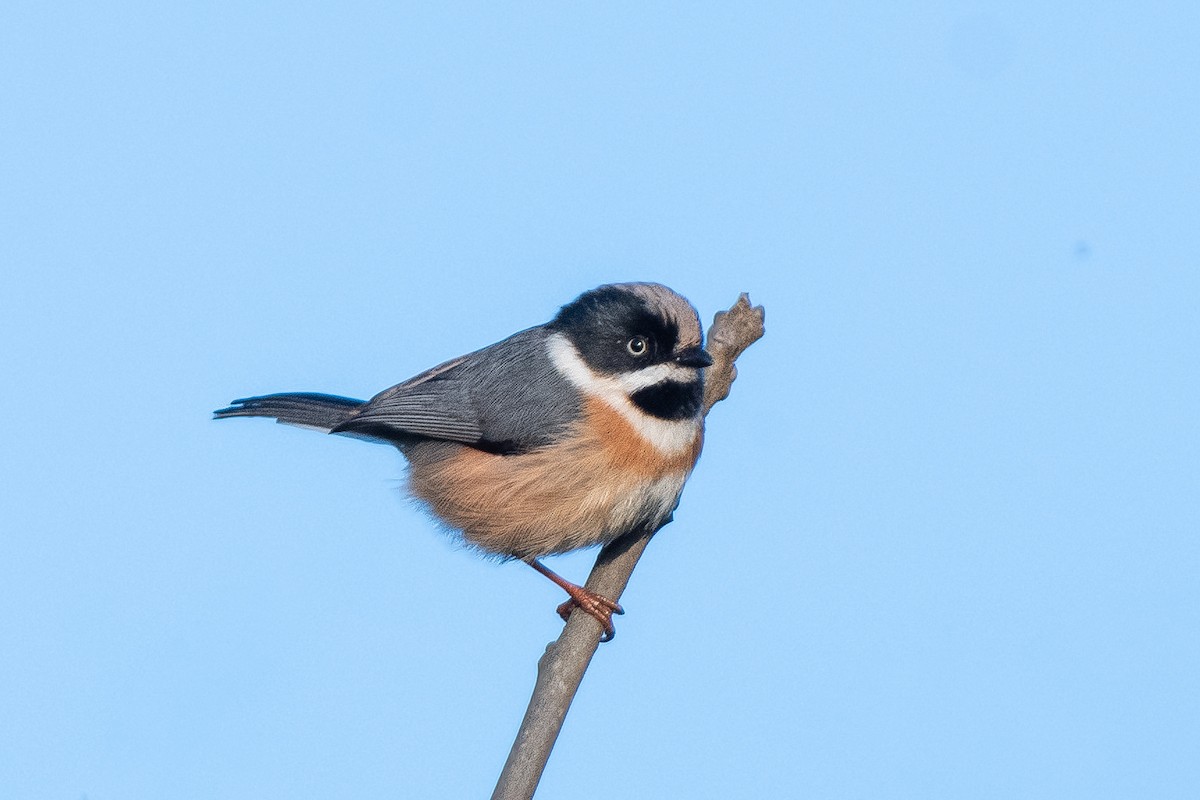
[548, 283, 711, 421]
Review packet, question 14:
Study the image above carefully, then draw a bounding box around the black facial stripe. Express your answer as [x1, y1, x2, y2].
[630, 379, 703, 421]
[552, 287, 680, 374]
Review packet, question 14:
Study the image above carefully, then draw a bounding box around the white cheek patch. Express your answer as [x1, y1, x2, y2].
[546, 334, 700, 456]
[612, 362, 698, 393]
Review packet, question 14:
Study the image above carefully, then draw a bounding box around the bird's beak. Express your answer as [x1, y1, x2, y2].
[674, 346, 713, 368]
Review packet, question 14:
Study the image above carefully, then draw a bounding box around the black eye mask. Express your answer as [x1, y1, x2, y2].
[551, 286, 679, 374]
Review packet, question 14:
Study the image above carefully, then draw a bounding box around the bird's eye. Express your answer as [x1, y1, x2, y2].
[626, 336, 649, 356]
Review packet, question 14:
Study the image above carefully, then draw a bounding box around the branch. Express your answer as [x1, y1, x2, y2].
[491, 294, 766, 800]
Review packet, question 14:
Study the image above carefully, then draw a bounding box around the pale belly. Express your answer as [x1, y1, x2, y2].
[404, 401, 703, 559]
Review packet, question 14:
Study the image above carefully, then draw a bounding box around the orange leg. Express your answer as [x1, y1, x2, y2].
[525, 559, 625, 642]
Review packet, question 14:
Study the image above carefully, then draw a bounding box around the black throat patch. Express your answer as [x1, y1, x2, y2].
[630, 379, 703, 421]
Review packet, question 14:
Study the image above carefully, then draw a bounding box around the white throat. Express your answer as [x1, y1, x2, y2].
[546, 333, 700, 456]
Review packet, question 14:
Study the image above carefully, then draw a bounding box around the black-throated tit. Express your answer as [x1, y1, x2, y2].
[215, 283, 712, 640]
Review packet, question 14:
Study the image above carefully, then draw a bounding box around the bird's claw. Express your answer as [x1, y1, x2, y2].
[556, 589, 624, 642]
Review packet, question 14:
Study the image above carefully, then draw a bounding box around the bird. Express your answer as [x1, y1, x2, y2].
[214, 283, 712, 640]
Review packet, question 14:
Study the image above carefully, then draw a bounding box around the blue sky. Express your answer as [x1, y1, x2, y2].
[1, 3, 1197, 798]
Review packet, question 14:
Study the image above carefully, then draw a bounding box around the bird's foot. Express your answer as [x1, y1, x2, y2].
[525, 558, 625, 642]
[556, 587, 625, 642]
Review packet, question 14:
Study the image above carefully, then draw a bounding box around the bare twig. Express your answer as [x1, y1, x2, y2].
[491, 294, 766, 800]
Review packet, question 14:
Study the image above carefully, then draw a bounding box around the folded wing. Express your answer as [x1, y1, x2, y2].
[330, 327, 579, 453]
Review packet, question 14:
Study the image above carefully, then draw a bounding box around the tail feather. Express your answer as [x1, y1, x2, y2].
[214, 393, 365, 433]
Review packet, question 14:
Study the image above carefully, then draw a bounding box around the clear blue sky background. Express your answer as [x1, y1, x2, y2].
[2, 3, 1196, 798]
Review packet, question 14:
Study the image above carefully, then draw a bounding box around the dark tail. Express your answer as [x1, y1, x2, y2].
[214, 393, 365, 433]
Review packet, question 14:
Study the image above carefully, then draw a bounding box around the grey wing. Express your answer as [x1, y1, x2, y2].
[330, 326, 581, 452]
